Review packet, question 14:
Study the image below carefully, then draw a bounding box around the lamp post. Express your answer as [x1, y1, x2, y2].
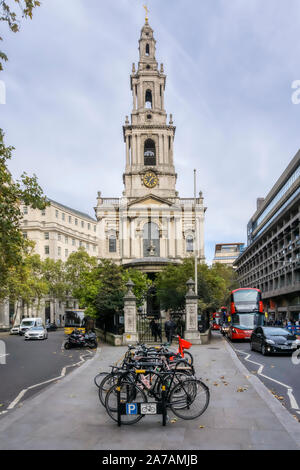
[194, 169, 198, 295]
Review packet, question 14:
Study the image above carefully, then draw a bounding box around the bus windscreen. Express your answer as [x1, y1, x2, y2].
[233, 289, 259, 302]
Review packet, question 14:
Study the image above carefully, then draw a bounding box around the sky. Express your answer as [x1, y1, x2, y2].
[1, 0, 300, 263]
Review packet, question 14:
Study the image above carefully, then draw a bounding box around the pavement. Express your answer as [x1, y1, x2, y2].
[0, 334, 299, 450]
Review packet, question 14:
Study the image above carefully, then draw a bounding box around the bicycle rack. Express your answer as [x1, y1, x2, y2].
[116, 377, 168, 427]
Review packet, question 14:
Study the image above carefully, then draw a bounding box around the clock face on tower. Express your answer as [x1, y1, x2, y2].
[143, 171, 158, 188]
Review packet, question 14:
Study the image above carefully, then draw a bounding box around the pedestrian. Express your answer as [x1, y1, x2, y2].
[164, 317, 176, 345]
[150, 319, 161, 342]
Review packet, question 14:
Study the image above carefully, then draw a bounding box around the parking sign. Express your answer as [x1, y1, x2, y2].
[126, 403, 138, 415]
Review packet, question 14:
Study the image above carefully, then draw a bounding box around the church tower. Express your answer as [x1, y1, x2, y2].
[95, 17, 206, 268]
[123, 19, 177, 200]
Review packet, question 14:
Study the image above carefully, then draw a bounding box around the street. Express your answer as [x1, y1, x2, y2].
[0, 331, 95, 413]
[222, 333, 300, 419]
[0, 334, 299, 450]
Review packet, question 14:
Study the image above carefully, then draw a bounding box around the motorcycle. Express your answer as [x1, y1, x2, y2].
[64, 329, 97, 350]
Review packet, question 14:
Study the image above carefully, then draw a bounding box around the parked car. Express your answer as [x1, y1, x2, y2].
[250, 326, 300, 355]
[9, 325, 20, 335]
[46, 323, 57, 332]
[24, 326, 48, 341]
[19, 317, 43, 335]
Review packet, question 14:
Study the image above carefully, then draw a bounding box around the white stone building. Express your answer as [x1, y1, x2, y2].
[21, 199, 98, 261]
[0, 19, 207, 330]
[95, 20, 206, 274]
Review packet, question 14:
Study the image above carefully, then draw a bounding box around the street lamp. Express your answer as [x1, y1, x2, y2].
[194, 169, 198, 296]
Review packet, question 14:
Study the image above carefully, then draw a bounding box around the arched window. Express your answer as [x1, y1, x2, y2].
[145, 89, 152, 109]
[109, 236, 117, 253]
[186, 236, 194, 253]
[144, 139, 156, 166]
[143, 222, 160, 257]
[145, 43, 150, 56]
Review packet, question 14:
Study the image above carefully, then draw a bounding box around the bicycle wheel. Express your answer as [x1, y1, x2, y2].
[169, 379, 210, 420]
[94, 371, 110, 388]
[105, 381, 147, 425]
[183, 351, 193, 366]
[98, 373, 121, 407]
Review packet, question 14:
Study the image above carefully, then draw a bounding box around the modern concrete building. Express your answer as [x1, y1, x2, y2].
[212, 243, 245, 267]
[234, 151, 300, 322]
[95, 20, 206, 274]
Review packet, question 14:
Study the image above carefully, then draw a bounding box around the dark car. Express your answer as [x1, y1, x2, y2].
[46, 323, 58, 332]
[250, 326, 300, 355]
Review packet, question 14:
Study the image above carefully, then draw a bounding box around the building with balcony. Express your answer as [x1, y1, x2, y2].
[234, 151, 300, 322]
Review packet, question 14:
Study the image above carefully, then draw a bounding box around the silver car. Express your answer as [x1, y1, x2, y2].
[10, 325, 20, 335]
[24, 326, 48, 341]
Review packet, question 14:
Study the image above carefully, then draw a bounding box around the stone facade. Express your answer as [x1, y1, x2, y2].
[95, 20, 206, 272]
[20, 199, 98, 261]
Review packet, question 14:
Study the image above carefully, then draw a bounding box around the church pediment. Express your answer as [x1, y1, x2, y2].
[127, 194, 173, 208]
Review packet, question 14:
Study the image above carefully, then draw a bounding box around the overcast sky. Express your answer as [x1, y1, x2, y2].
[2, 0, 300, 263]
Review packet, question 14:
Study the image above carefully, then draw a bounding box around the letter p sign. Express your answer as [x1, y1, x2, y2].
[0, 340, 7, 365]
[126, 403, 138, 415]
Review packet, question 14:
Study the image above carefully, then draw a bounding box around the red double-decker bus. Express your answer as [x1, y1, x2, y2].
[211, 311, 221, 330]
[227, 288, 264, 341]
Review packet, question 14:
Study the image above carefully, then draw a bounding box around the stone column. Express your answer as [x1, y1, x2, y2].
[184, 279, 201, 344]
[126, 136, 130, 167]
[123, 280, 139, 345]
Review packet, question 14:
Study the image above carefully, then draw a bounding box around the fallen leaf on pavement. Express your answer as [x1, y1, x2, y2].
[199, 425, 205, 429]
[170, 419, 177, 424]
[213, 383, 219, 386]
[237, 387, 248, 392]
[220, 376, 225, 380]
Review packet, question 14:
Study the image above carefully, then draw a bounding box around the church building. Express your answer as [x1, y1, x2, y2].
[95, 19, 206, 274]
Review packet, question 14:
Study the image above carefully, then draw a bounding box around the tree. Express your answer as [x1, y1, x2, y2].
[0, 0, 41, 71]
[95, 260, 125, 319]
[122, 268, 151, 307]
[65, 247, 98, 300]
[42, 258, 68, 304]
[0, 130, 48, 290]
[156, 259, 239, 315]
[156, 259, 194, 312]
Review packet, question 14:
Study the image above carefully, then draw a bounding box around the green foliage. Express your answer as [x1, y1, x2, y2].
[122, 268, 151, 307]
[0, 130, 48, 290]
[65, 247, 98, 298]
[156, 259, 239, 314]
[0, 0, 41, 70]
[95, 260, 125, 318]
[156, 259, 194, 312]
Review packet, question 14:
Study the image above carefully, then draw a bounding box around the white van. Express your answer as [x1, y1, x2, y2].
[19, 318, 43, 335]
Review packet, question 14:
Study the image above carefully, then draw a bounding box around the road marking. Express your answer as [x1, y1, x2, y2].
[5, 351, 94, 412]
[233, 346, 300, 411]
[0, 354, 9, 358]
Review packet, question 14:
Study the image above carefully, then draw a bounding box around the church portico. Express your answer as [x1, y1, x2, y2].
[95, 18, 206, 274]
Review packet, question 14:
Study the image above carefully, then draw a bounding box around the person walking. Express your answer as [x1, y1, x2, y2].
[150, 319, 157, 342]
[164, 317, 176, 345]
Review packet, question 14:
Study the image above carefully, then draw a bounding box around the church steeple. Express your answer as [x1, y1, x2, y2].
[123, 20, 177, 200]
